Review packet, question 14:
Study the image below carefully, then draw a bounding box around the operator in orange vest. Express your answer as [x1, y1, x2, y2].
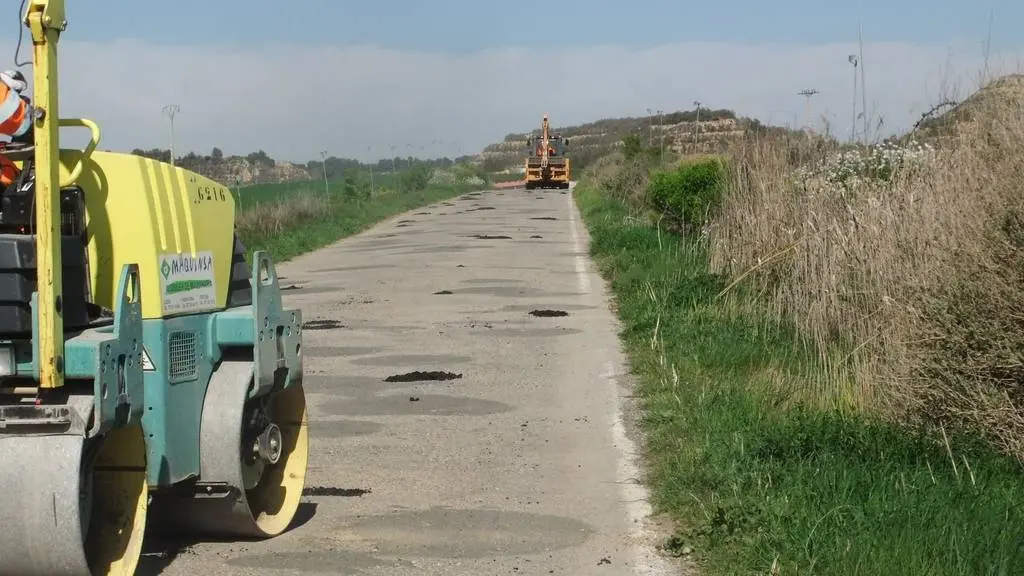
[0, 69, 32, 190]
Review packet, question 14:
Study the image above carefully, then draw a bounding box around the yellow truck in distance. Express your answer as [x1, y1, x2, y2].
[524, 114, 570, 190]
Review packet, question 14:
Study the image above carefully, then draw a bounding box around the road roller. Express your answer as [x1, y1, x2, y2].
[0, 1, 308, 574]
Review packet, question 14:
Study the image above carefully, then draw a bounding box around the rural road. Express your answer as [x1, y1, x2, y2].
[143, 185, 679, 575]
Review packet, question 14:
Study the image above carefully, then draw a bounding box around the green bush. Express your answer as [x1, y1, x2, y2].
[648, 158, 725, 233]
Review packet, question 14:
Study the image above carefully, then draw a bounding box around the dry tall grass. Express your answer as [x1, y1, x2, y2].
[708, 74, 1024, 460]
[235, 192, 329, 240]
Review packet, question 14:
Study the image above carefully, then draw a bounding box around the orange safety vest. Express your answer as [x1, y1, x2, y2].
[0, 83, 30, 188]
[0, 83, 30, 138]
[0, 155, 17, 187]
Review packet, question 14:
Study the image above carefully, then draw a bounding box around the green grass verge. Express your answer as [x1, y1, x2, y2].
[574, 180, 1024, 575]
[237, 183, 483, 264]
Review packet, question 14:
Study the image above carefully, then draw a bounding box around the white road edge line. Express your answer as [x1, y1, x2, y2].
[567, 185, 674, 575]
[566, 186, 592, 295]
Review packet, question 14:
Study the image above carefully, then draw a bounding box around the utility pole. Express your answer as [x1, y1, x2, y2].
[320, 150, 329, 197]
[848, 54, 859, 143]
[366, 144, 375, 196]
[858, 21, 868, 143]
[798, 89, 819, 132]
[656, 108, 664, 166]
[646, 107, 654, 147]
[161, 104, 180, 166]
[389, 144, 397, 172]
[693, 101, 702, 147]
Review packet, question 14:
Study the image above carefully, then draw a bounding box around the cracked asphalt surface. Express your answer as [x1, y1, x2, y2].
[144, 185, 678, 575]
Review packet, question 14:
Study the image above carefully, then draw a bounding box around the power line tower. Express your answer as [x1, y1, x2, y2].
[161, 104, 180, 166]
[798, 89, 819, 132]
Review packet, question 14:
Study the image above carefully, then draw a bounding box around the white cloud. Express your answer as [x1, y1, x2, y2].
[1, 37, 1021, 162]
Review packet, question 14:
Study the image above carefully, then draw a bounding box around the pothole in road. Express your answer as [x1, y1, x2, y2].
[529, 309, 569, 317]
[467, 206, 495, 212]
[281, 284, 301, 291]
[303, 486, 372, 497]
[303, 319, 344, 330]
[530, 235, 543, 239]
[434, 290, 454, 295]
[531, 217, 559, 221]
[415, 212, 431, 215]
[384, 371, 463, 383]
[398, 219, 416, 224]
[471, 234, 512, 240]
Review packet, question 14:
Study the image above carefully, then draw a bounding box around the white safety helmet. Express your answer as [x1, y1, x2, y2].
[0, 70, 27, 93]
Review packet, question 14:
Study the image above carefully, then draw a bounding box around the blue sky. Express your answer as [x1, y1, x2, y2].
[68, 0, 1020, 52]
[0, 1, 1020, 162]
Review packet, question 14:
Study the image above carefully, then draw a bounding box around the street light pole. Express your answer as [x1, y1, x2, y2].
[693, 101, 702, 147]
[657, 109, 664, 166]
[848, 54, 859, 143]
[320, 150, 329, 197]
[162, 104, 180, 166]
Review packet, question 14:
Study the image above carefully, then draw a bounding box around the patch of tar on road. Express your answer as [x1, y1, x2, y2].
[349, 508, 595, 558]
[384, 371, 462, 382]
[305, 346, 384, 358]
[303, 319, 345, 330]
[322, 394, 512, 416]
[529, 309, 569, 317]
[226, 550, 400, 574]
[309, 419, 384, 438]
[349, 354, 472, 367]
[304, 486, 372, 497]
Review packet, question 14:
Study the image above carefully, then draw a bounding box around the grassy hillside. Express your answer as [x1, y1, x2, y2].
[573, 74, 1024, 574]
[478, 107, 785, 174]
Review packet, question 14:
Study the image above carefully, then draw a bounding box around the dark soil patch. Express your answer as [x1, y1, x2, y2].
[384, 371, 463, 383]
[529, 309, 569, 317]
[303, 486, 372, 497]
[434, 290, 454, 295]
[471, 234, 512, 240]
[303, 319, 344, 330]
[530, 217, 559, 221]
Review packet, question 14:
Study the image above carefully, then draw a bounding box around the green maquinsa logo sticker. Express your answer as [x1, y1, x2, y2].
[165, 278, 213, 294]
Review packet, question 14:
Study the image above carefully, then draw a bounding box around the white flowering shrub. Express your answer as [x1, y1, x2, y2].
[793, 140, 937, 194]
